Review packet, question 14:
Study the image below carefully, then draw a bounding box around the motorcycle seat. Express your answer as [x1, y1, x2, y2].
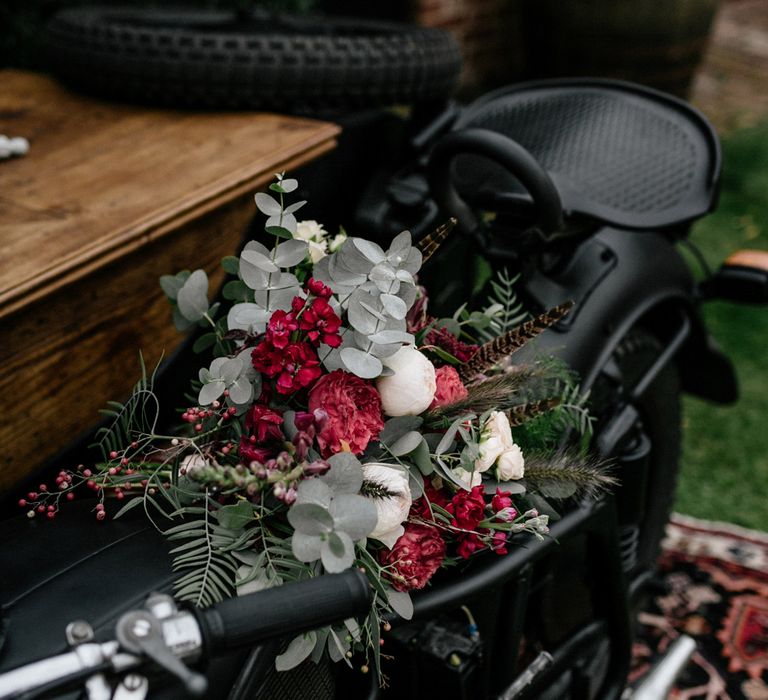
[451, 79, 721, 231]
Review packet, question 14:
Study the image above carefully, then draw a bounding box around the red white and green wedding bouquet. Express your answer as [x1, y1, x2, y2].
[23, 175, 612, 677]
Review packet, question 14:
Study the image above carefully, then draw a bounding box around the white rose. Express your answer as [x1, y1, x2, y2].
[329, 231, 347, 252]
[295, 219, 327, 242]
[474, 411, 513, 472]
[308, 239, 328, 263]
[362, 463, 412, 549]
[496, 443, 525, 481]
[376, 345, 437, 416]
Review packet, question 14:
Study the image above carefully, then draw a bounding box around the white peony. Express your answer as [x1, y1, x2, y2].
[376, 345, 437, 416]
[474, 410, 525, 480]
[361, 463, 412, 549]
[308, 239, 328, 263]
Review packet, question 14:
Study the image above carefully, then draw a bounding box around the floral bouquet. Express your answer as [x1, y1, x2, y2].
[23, 175, 613, 677]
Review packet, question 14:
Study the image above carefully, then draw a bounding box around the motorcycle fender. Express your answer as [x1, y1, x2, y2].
[522, 227, 738, 404]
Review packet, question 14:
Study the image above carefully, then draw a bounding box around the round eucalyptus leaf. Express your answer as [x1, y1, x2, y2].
[284, 199, 306, 214]
[280, 178, 298, 193]
[386, 588, 414, 620]
[198, 380, 225, 406]
[329, 494, 377, 540]
[389, 430, 423, 457]
[323, 453, 364, 494]
[340, 347, 383, 379]
[254, 192, 282, 216]
[274, 239, 309, 267]
[296, 478, 333, 507]
[379, 294, 408, 320]
[240, 249, 279, 273]
[287, 502, 334, 535]
[352, 238, 386, 264]
[291, 531, 323, 563]
[367, 329, 413, 345]
[228, 376, 253, 406]
[176, 269, 209, 321]
[321, 531, 354, 573]
[227, 303, 270, 333]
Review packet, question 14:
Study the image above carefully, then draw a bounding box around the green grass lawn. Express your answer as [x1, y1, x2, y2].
[674, 121, 768, 531]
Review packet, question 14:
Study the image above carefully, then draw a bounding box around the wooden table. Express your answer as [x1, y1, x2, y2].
[0, 70, 339, 492]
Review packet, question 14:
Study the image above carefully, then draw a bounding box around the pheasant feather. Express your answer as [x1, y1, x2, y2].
[459, 301, 574, 380]
[418, 218, 457, 264]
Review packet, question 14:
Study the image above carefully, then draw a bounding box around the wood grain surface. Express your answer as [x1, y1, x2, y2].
[0, 70, 338, 491]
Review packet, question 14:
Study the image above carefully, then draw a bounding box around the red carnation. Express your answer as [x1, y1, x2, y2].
[299, 298, 342, 348]
[308, 370, 384, 457]
[456, 532, 487, 559]
[410, 479, 452, 520]
[266, 309, 298, 350]
[491, 488, 513, 513]
[429, 365, 468, 409]
[379, 523, 446, 592]
[446, 485, 486, 530]
[244, 405, 284, 443]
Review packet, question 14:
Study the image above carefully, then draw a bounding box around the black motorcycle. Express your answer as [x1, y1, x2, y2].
[2, 75, 767, 700]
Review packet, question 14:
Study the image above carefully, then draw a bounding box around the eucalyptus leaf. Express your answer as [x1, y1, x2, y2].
[159, 274, 184, 300]
[284, 200, 306, 214]
[352, 238, 386, 264]
[379, 416, 423, 446]
[264, 225, 293, 240]
[321, 531, 354, 573]
[227, 303, 270, 333]
[192, 333, 217, 353]
[329, 494, 378, 540]
[274, 239, 309, 267]
[437, 317, 461, 337]
[368, 329, 413, 345]
[266, 212, 297, 234]
[275, 632, 317, 672]
[254, 192, 281, 216]
[287, 503, 334, 535]
[340, 347, 383, 379]
[292, 532, 323, 562]
[199, 380, 225, 406]
[222, 280, 248, 301]
[380, 294, 407, 319]
[228, 376, 253, 406]
[323, 453, 363, 494]
[221, 255, 240, 275]
[241, 249, 279, 273]
[387, 230, 412, 260]
[280, 178, 298, 193]
[386, 588, 414, 620]
[389, 430, 423, 457]
[296, 478, 333, 508]
[176, 269, 209, 322]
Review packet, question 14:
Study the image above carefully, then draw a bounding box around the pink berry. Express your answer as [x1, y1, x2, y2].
[66, 493, 75, 501]
[27, 492, 37, 500]
[18, 499, 26, 507]
[83, 469, 92, 477]
[39, 484, 47, 492]
[95, 503, 104, 511]
[47, 505, 55, 512]
[37, 505, 45, 513]
[96, 510, 106, 521]
[47, 511, 56, 520]
[109, 451, 118, 459]
[194, 424, 203, 432]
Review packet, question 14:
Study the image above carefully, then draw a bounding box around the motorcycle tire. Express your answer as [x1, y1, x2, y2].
[44, 7, 462, 113]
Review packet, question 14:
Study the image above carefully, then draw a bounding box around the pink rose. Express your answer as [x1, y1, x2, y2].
[379, 523, 446, 591]
[429, 365, 468, 409]
[308, 370, 384, 457]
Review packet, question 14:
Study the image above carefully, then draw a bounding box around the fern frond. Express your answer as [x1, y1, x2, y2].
[459, 301, 574, 380]
[417, 218, 457, 264]
[481, 268, 528, 341]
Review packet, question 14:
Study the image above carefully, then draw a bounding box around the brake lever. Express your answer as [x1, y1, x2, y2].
[116, 610, 207, 697]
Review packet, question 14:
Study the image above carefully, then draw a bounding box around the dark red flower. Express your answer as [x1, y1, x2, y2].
[291, 296, 306, 314]
[446, 485, 486, 530]
[266, 309, 298, 350]
[490, 530, 509, 556]
[244, 405, 284, 443]
[456, 533, 487, 559]
[252, 340, 322, 395]
[425, 323, 478, 363]
[306, 277, 333, 299]
[238, 440, 273, 466]
[410, 479, 452, 520]
[299, 298, 342, 348]
[308, 370, 384, 457]
[491, 488, 513, 514]
[379, 523, 446, 592]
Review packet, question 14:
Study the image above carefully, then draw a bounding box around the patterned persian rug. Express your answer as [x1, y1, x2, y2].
[631, 514, 768, 699]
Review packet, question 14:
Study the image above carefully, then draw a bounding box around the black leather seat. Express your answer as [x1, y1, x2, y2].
[451, 79, 721, 231]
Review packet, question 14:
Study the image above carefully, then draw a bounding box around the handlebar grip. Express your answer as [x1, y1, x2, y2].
[201, 570, 372, 653]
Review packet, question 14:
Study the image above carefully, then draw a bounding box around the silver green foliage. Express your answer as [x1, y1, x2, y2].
[197, 350, 262, 408]
[287, 453, 377, 573]
[313, 231, 422, 378]
[160, 269, 215, 331]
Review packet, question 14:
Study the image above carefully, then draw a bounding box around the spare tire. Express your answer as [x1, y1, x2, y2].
[45, 6, 462, 113]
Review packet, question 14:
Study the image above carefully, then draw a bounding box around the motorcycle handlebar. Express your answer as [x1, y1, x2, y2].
[201, 570, 372, 653]
[0, 570, 372, 699]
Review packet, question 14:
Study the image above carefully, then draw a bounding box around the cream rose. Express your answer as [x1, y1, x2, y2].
[295, 219, 327, 242]
[361, 463, 412, 549]
[474, 410, 525, 480]
[376, 345, 437, 416]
